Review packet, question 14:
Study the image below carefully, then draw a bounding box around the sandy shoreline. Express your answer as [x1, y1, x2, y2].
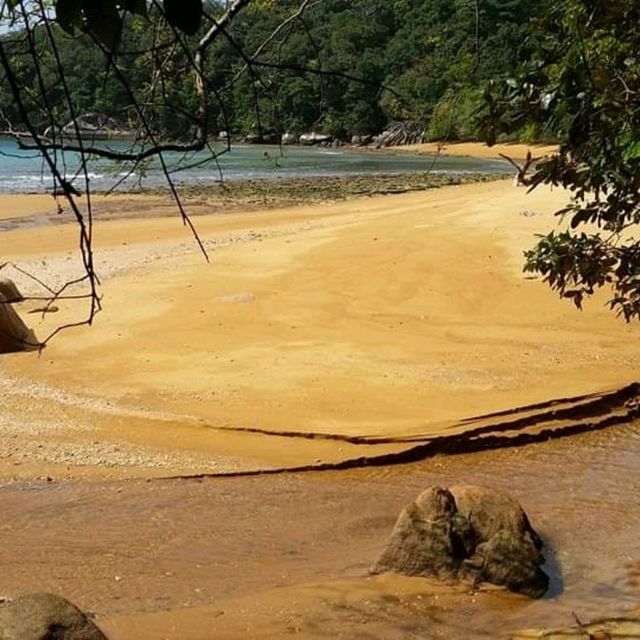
[1, 177, 638, 480]
[387, 141, 558, 161]
[1, 174, 640, 639]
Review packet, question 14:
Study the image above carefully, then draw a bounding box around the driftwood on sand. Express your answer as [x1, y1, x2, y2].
[513, 612, 640, 639]
[0, 293, 38, 353]
[499, 151, 540, 187]
[374, 121, 425, 147]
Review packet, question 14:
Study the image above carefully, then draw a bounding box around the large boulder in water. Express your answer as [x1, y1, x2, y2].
[0, 593, 108, 640]
[0, 279, 23, 303]
[372, 485, 549, 598]
[299, 131, 332, 145]
[0, 293, 38, 353]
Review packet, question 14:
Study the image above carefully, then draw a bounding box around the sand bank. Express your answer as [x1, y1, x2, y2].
[1, 178, 639, 478]
[389, 141, 558, 161]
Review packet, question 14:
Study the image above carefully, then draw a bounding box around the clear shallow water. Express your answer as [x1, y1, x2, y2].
[0, 137, 511, 193]
[0, 422, 638, 638]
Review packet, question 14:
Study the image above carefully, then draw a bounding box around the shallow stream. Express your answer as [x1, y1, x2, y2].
[0, 419, 638, 637]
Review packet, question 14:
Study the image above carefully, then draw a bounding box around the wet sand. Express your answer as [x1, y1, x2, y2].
[0, 420, 638, 638]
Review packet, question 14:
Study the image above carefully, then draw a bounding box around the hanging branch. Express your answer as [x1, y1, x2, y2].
[0, 0, 479, 348]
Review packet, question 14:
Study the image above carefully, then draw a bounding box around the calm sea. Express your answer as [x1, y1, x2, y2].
[0, 137, 510, 193]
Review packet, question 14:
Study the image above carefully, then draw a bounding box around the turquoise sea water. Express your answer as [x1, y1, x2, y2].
[0, 137, 511, 193]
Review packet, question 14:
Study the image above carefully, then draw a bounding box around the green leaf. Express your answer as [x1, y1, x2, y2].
[55, 0, 84, 34]
[164, 0, 202, 36]
[623, 139, 640, 161]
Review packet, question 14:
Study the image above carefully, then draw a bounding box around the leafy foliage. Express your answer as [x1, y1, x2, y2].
[0, 0, 539, 141]
[483, 0, 640, 320]
[52, 0, 197, 47]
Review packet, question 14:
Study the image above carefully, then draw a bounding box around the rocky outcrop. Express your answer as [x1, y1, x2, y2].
[372, 485, 549, 598]
[0, 593, 108, 640]
[0, 293, 37, 353]
[45, 113, 131, 139]
[0, 279, 23, 303]
[299, 131, 332, 146]
[351, 134, 373, 146]
[245, 132, 279, 144]
[282, 132, 299, 145]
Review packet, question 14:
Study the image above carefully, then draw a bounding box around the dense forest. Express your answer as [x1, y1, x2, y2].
[0, 0, 546, 144]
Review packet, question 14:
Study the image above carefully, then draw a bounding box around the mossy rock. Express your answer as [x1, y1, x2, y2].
[372, 485, 549, 598]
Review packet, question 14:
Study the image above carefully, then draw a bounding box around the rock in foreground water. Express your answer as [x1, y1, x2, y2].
[0, 593, 107, 640]
[372, 485, 549, 598]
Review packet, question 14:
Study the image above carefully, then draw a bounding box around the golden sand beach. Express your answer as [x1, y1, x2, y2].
[389, 141, 559, 161]
[0, 176, 638, 479]
[1, 172, 640, 638]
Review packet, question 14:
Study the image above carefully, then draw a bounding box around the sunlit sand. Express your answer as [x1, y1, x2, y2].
[1, 179, 638, 478]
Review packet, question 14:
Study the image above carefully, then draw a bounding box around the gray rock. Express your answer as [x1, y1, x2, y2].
[282, 132, 298, 145]
[0, 593, 108, 640]
[244, 133, 263, 144]
[350, 134, 372, 146]
[0, 293, 38, 353]
[373, 487, 460, 580]
[0, 279, 23, 303]
[299, 132, 332, 145]
[244, 132, 278, 144]
[372, 485, 549, 598]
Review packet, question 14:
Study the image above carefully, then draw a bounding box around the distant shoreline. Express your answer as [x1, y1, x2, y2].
[0, 137, 510, 195]
[0, 132, 553, 163]
[0, 171, 506, 232]
[383, 141, 558, 161]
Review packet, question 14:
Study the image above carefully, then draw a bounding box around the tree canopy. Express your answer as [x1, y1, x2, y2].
[484, 0, 640, 320]
[0, 0, 539, 142]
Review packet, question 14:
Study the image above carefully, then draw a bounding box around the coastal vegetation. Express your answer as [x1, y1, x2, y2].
[1, 0, 639, 327]
[484, 0, 640, 320]
[0, 0, 540, 143]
